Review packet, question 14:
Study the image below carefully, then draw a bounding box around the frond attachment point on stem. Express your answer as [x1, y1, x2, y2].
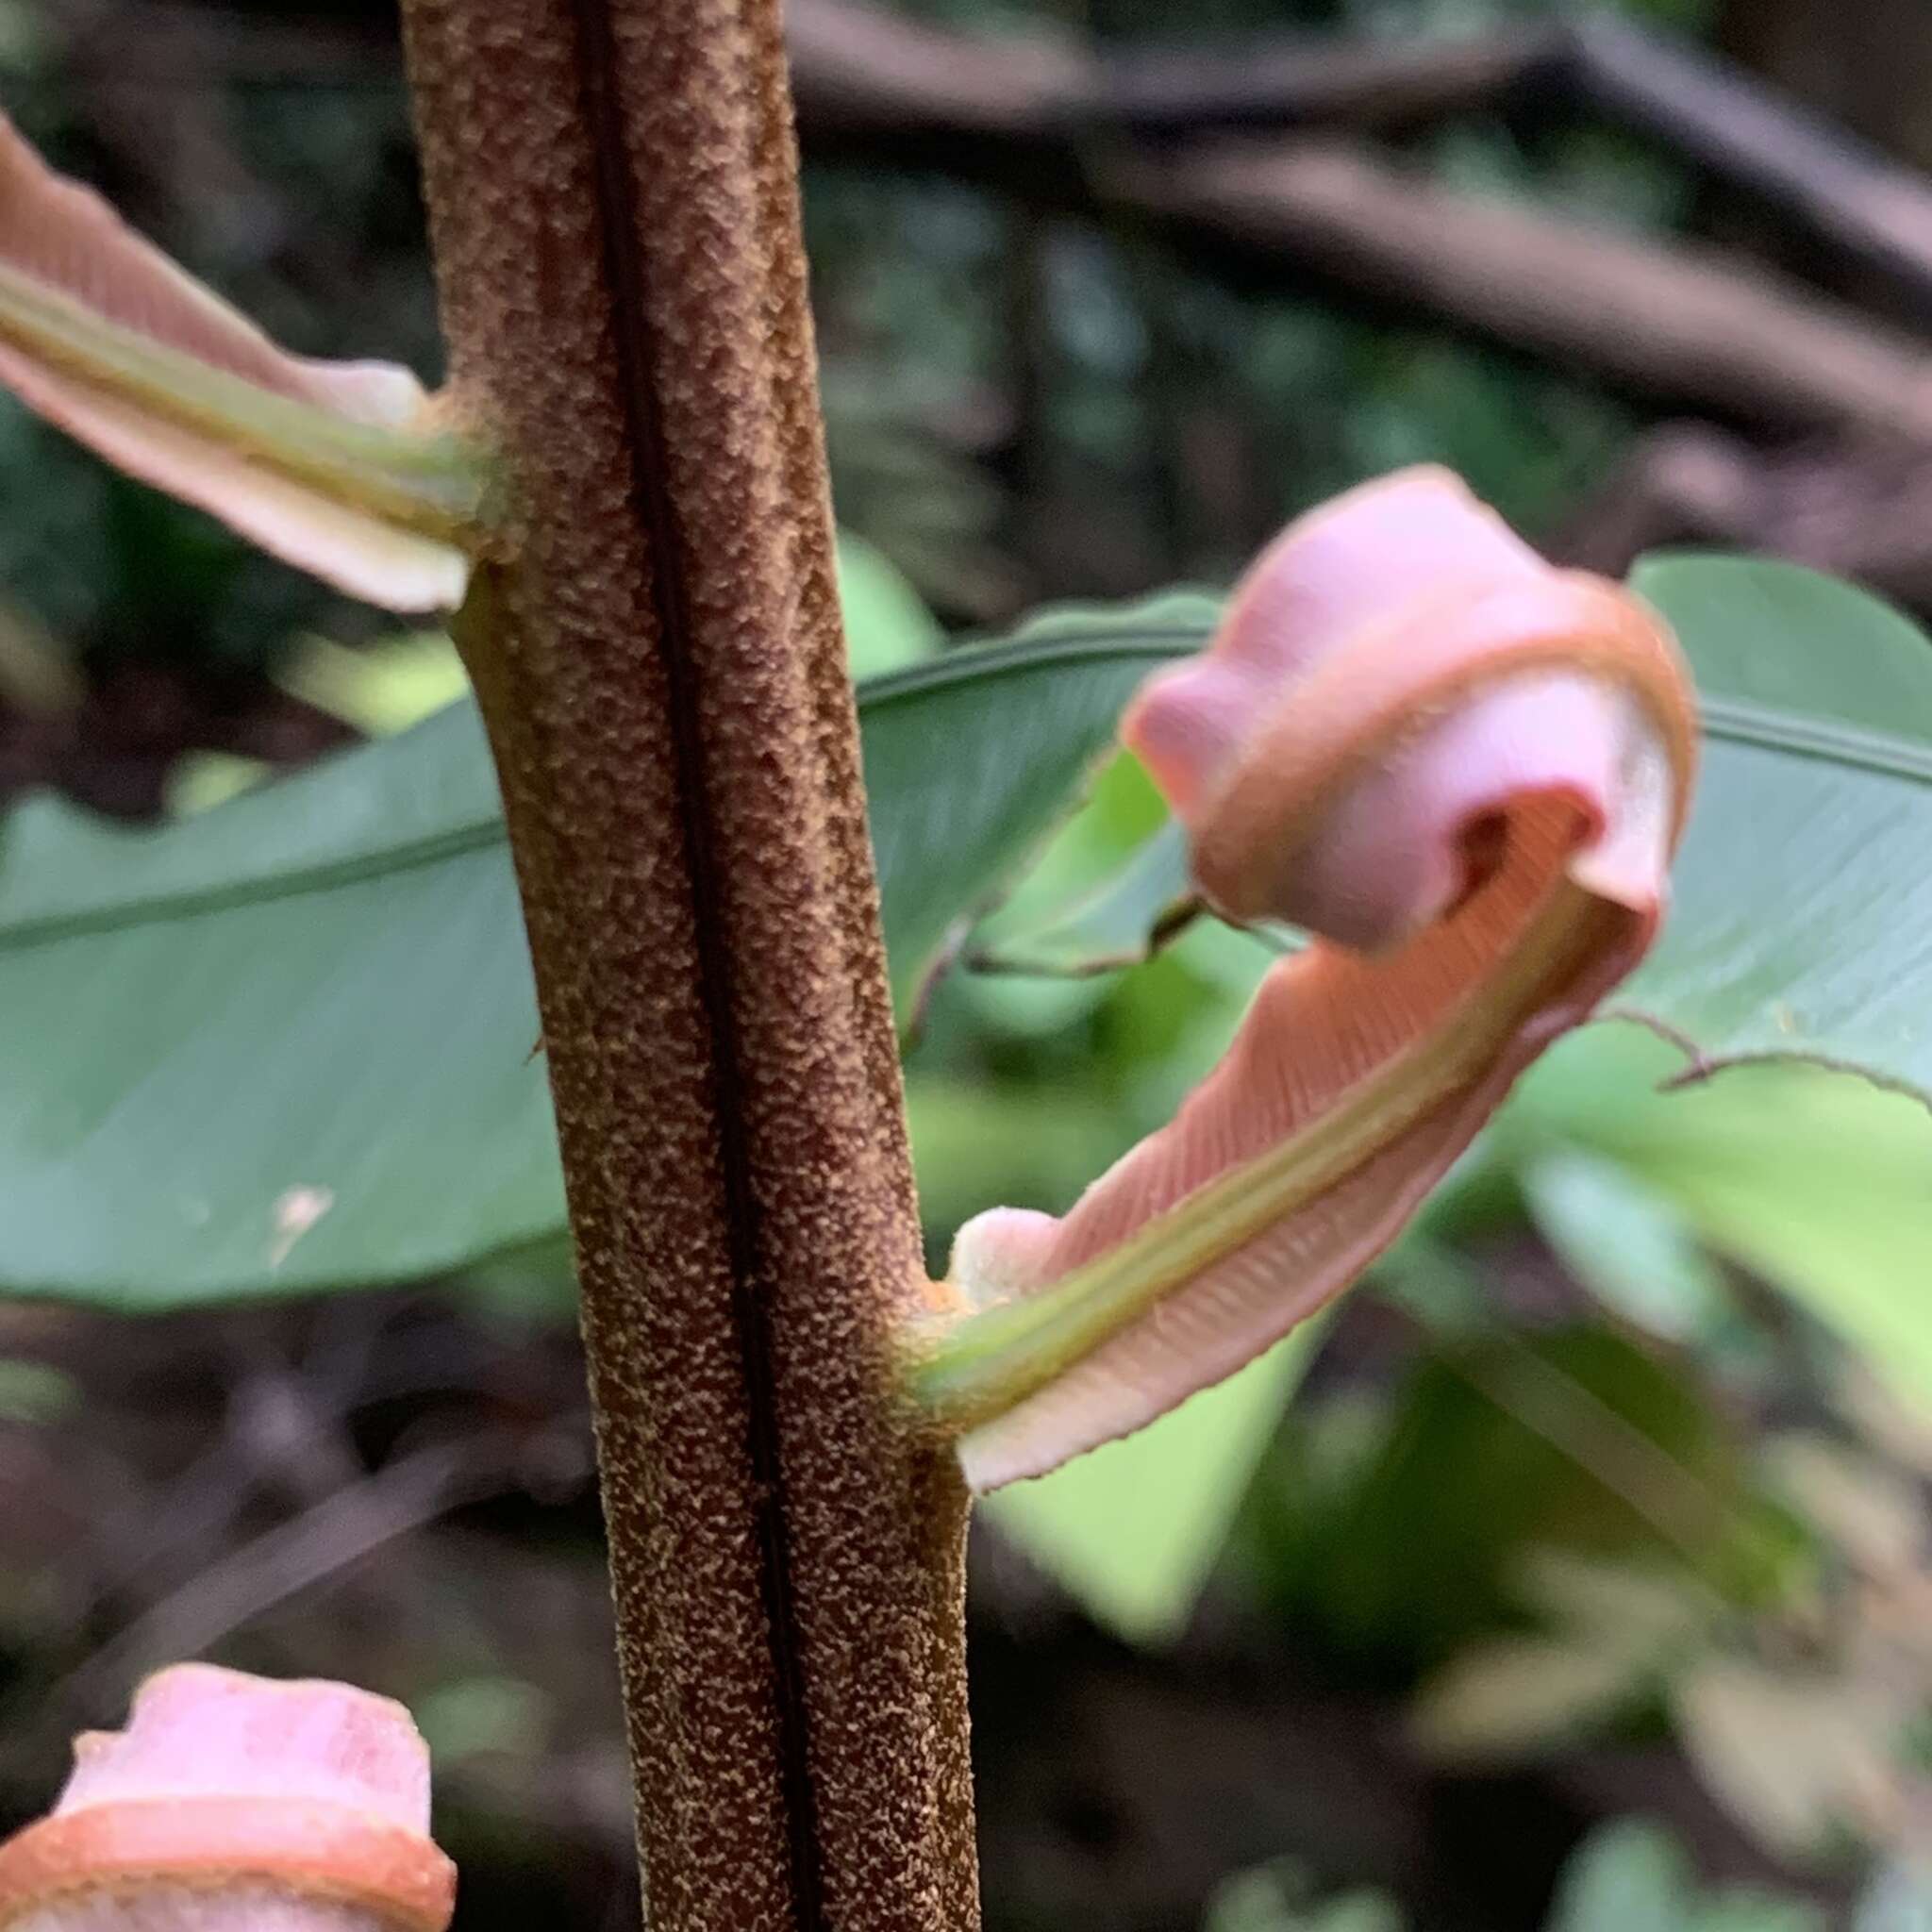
[910, 465, 1700, 1491]
[0, 112, 497, 613]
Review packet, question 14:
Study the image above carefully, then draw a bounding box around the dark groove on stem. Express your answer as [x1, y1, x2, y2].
[566, 4, 825, 1926]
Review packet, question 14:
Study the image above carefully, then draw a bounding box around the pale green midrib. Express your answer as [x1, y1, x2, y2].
[2, 634, 1927, 954]
[0, 261, 487, 534]
[0, 637, 1198, 950]
[1696, 694, 1932, 784]
[0, 819, 506, 952]
[857, 625, 1207, 707]
[914, 890, 1603, 1427]
[864, 618, 1932, 781]
[975, 820, 1194, 973]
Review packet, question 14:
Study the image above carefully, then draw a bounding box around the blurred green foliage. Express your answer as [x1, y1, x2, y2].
[1208, 1819, 1932, 1932]
[1, 0, 1927, 1923]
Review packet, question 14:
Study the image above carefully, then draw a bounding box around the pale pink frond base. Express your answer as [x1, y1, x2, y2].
[0, 1667, 454, 1932]
[943, 468, 1699, 1491]
[0, 346, 468, 612]
[0, 114, 469, 610]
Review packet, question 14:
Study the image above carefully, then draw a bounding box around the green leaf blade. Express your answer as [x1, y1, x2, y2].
[16, 552, 1932, 1324]
[1626, 555, 1932, 1098]
[0, 603, 1205, 1306]
[865, 596, 1214, 1007]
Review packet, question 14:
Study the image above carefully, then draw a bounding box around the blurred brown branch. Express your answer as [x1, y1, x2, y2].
[787, 0, 1932, 308]
[44, 2, 1932, 444]
[787, 1, 1557, 145]
[784, 1, 1932, 447]
[50, 0, 1932, 327]
[1121, 142, 1932, 443]
[1557, 425, 1932, 608]
[53, 0, 393, 87]
[1565, 15, 1932, 313]
[44, 1436, 493, 1725]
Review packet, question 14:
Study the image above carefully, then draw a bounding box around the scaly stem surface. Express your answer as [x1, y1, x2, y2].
[399, 6, 979, 1927]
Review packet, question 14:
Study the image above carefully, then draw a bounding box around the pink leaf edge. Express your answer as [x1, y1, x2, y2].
[0, 116, 468, 612]
[0, 1664, 456, 1932]
[945, 466, 1700, 1491]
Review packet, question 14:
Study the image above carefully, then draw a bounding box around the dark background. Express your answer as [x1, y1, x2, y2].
[0, 4, 1928, 1928]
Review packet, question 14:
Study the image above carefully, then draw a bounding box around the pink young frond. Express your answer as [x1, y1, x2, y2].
[944, 468, 1699, 1491]
[0, 116, 474, 611]
[0, 1664, 456, 1932]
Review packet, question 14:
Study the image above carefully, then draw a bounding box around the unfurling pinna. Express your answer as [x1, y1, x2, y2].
[0, 1664, 456, 1931]
[912, 467, 1698, 1491]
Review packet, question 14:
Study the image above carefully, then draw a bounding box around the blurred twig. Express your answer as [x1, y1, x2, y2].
[53, 0, 1932, 335]
[788, 0, 1557, 147]
[1557, 423, 1932, 608]
[48, 2, 1932, 446]
[783, 4, 1932, 443]
[51, 0, 395, 88]
[1563, 15, 1932, 315]
[787, 0, 1932, 318]
[40, 1432, 505, 1728]
[1120, 142, 1932, 444]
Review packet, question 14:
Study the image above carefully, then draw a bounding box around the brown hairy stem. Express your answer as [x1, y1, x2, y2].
[398, 5, 978, 1929]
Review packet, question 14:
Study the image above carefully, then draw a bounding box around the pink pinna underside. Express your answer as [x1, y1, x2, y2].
[0, 1664, 454, 1932]
[0, 115, 464, 610]
[949, 467, 1699, 1491]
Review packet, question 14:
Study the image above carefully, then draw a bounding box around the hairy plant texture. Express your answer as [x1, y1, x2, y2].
[0, 33, 976, 1928]
[0, 1665, 455, 1932]
[0, 26, 1708, 1924]
[0, 15, 974, 1916]
[399, 3, 977, 1928]
[921, 469, 1698, 1490]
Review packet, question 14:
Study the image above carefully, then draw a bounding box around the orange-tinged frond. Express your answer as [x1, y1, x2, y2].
[0, 115, 483, 610]
[0, 1664, 456, 1932]
[919, 468, 1698, 1491]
